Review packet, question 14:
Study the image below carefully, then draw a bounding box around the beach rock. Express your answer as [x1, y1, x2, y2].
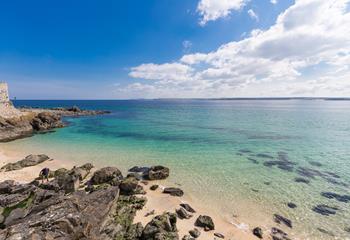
[273, 214, 292, 228]
[287, 202, 297, 209]
[56, 172, 80, 193]
[176, 207, 192, 219]
[189, 228, 201, 238]
[147, 166, 170, 180]
[128, 172, 143, 180]
[141, 212, 179, 240]
[180, 203, 196, 213]
[1, 154, 50, 172]
[119, 177, 142, 195]
[150, 185, 159, 191]
[214, 232, 225, 238]
[182, 235, 195, 240]
[252, 227, 263, 239]
[271, 227, 289, 240]
[90, 167, 123, 185]
[0, 115, 33, 142]
[67, 105, 81, 112]
[163, 187, 184, 197]
[195, 215, 215, 230]
[129, 166, 150, 173]
[312, 204, 338, 216]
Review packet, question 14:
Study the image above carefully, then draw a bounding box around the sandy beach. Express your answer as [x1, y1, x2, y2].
[0, 146, 260, 240]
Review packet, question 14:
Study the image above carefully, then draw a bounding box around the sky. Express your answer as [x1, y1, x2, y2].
[0, 0, 349, 99]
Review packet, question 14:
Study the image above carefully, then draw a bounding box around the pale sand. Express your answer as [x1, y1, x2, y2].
[0, 147, 260, 240]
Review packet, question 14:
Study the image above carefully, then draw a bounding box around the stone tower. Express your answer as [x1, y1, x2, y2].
[0, 82, 10, 102]
[0, 82, 22, 118]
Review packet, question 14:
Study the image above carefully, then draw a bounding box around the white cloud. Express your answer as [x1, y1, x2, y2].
[197, 0, 249, 25]
[270, 0, 278, 5]
[120, 0, 350, 98]
[247, 9, 259, 21]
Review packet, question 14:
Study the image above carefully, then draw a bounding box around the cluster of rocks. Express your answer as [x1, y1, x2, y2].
[0, 154, 222, 240]
[0, 106, 109, 142]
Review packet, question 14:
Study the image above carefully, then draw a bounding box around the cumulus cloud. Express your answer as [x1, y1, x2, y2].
[270, 0, 278, 5]
[197, 0, 248, 25]
[247, 9, 259, 21]
[120, 0, 350, 98]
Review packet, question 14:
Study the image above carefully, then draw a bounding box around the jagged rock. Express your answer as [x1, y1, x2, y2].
[180, 203, 195, 213]
[56, 172, 80, 193]
[31, 112, 64, 131]
[252, 227, 263, 239]
[150, 185, 159, 191]
[129, 166, 150, 173]
[0, 180, 16, 194]
[176, 207, 192, 219]
[163, 188, 184, 197]
[90, 167, 123, 185]
[67, 106, 81, 112]
[0, 185, 120, 239]
[273, 214, 292, 228]
[53, 168, 68, 177]
[189, 228, 201, 238]
[195, 215, 215, 230]
[142, 212, 178, 240]
[147, 166, 170, 180]
[1, 154, 50, 172]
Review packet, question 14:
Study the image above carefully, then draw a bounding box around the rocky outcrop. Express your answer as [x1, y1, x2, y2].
[1, 154, 50, 172]
[141, 212, 179, 240]
[195, 215, 215, 231]
[163, 187, 184, 197]
[0, 106, 110, 142]
[0, 164, 165, 240]
[90, 167, 124, 185]
[147, 166, 170, 180]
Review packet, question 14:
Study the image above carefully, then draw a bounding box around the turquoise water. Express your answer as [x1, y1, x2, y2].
[4, 100, 350, 239]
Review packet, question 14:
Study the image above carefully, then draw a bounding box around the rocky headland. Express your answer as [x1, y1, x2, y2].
[0, 105, 110, 142]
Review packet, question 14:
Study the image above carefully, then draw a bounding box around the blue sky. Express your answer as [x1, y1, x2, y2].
[0, 0, 349, 99]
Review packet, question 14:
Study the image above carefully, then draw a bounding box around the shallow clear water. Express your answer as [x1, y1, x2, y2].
[4, 99, 350, 239]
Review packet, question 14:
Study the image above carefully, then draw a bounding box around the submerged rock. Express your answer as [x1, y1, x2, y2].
[1, 154, 50, 172]
[163, 187, 184, 197]
[273, 214, 292, 228]
[195, 215, 215, 231]
[287, 202, 297, 209]
[294, 177, 310, 184]
[321, 192, 350, 203]
[312, 204, 338, 216]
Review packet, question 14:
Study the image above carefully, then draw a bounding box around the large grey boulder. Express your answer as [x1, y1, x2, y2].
[90, 167, 123, 185]
[1, 154, 50, 172]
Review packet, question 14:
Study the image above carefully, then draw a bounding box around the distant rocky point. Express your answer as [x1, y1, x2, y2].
[0, 82, 110, 142]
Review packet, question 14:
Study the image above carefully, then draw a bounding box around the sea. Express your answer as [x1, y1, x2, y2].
[2, 99, 350, 239]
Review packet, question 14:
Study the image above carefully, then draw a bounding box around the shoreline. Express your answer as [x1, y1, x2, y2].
[0, 146, 258, 240]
